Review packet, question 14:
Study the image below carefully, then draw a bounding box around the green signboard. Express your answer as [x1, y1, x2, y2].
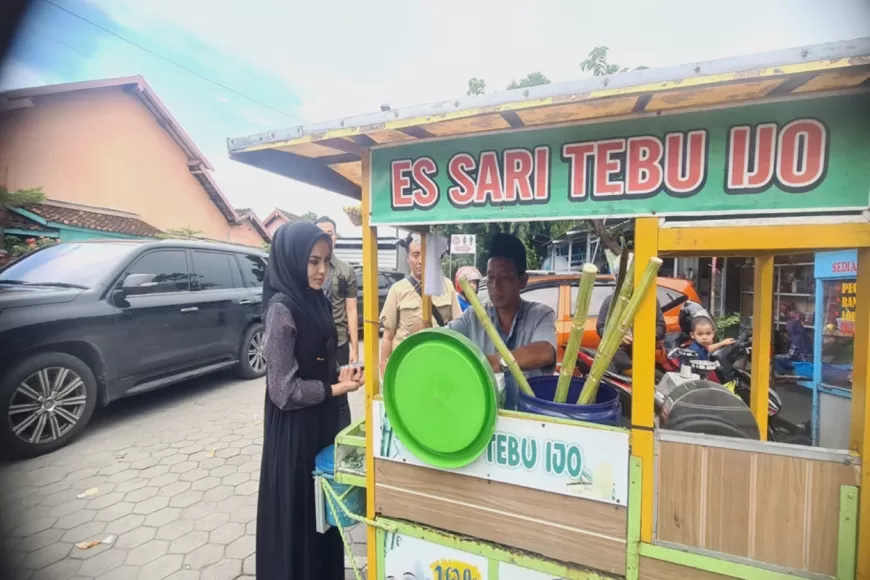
[370, 94, 870, 225]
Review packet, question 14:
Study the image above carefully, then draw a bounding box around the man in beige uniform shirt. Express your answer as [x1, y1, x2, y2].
[379, 235, 460, 375]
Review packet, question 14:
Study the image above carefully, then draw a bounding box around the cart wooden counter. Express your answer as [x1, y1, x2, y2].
[229, 37, 870, 580]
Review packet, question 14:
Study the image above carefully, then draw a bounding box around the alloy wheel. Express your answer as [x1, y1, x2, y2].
[248, 330, 266, 373]
[8, 367, 87, 444]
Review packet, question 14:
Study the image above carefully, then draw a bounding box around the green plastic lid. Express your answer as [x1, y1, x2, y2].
[383, 327, 497, 469]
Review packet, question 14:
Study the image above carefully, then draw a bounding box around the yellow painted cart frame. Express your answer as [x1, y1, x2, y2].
[228, 38, 870, 579]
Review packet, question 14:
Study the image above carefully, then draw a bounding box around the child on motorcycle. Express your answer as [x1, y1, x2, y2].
[687, 317, 735, 360]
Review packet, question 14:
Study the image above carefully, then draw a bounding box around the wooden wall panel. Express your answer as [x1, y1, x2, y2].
[374, 460, 627, 575]
[656, 442, 703, 546]
[807, 461, 860, 574]
[639, 556, 733, 580]
[753, 454, 806, 568]
[703, 447, 751, 556]
[655, 439, 860, 577]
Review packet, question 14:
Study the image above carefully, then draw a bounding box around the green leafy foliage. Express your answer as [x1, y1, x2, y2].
[156, 226, 203, 240]
[0, 186, 47, 240]
[4, 235, 56, 258]
[506, 72, 551, 90]
[715, 312, 743, 334]
[300, 211, 318, 222]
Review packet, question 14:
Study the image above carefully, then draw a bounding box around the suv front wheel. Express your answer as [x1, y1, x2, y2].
[237, 322, 267, 380]
[0, 352, 98, 458]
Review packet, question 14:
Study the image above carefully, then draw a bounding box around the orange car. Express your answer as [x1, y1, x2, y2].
[478, 273, 700, 357]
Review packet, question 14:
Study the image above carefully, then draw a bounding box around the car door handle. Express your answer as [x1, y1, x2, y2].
[236, 299, 254, 305]
[180, 307, 199, 313]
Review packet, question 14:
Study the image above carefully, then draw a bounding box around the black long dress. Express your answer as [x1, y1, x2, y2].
[256, 299, 345, 580]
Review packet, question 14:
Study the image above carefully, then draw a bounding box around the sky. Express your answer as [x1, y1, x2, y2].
[1, 0, 869, 237]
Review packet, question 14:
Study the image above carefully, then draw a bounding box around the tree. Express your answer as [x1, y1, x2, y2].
[157, 226, 203, 240]
[506, 71, 551, 90]
[300, 211, 318, 222]
[580, 46, 648, 76]
[0, 185, 45, 241]
[579, 46, 648, 255]
[466, 78, 486, 96]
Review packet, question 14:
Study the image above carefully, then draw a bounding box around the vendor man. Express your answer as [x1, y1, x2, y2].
[448, 233, 557, 409]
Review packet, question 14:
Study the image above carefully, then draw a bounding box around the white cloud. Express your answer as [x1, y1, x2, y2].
[56, 0, 870, 240]
[0, 59, 62, 90]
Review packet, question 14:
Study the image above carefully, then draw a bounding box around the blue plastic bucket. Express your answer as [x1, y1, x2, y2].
[517, 376, 622, 425]
[314, 445, 365, 528]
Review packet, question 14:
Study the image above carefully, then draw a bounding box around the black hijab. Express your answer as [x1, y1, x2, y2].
[263, 221, 336, 342]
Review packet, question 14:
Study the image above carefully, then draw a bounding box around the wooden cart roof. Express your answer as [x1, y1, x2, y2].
[226, 38, 870, 200]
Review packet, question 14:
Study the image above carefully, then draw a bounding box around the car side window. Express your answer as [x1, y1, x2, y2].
[123, 250, 190, 295]
[570, 286, 615, 316]
[378, 273, 392, 291]
[520, 287, 559, 312]
[238, 254, 267, 288]
[656, 286, 687, 311]
[190, 251, 236, 291]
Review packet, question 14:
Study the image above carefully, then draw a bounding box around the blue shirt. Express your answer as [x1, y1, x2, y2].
[687, 341, 710, 361]
[448, 299, 557, 410]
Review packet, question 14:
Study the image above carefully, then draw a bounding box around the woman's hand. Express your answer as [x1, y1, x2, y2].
[332, 366, 365, 396]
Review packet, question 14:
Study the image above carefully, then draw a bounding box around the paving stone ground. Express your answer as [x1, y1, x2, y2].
[0, 372, 368, 580]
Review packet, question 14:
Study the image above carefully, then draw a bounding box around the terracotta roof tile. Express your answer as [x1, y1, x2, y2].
[21, 204, 161, 237]
[1, 210, 45, 231]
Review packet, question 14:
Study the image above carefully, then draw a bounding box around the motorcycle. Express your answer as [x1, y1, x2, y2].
[709, 329, 811, 444]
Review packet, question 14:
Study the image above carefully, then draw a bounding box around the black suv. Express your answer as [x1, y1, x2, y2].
[0, 239, 268, 457]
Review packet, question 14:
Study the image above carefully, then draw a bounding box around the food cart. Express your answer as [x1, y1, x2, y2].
[228, 38, 870, 580]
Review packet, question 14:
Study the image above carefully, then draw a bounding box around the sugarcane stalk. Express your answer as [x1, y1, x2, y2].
[554, 263, 599, 403]
[577, 257, 663, 405]
[605, 248, 631, 323]
[458, 277, 534, 397]
[601, 257, 635, 345]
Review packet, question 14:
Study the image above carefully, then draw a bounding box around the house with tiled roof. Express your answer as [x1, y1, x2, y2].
[262, 207, 302, 237]
[0, 76, 269, 247]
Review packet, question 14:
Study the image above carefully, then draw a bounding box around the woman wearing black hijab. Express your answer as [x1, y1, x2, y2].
[257, 221, 364, 580]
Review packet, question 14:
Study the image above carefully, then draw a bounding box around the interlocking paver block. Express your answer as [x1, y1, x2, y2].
[169, 490, 203, 509]
[144, 507, 181, 528]
[124, 487, 158, 504]
[169, 530, 208, 555]
[209, 521, 244, 545]
[74, 547, 126, 577]
[183, 543, 223, 570]
[115, 526, 156, 550]
[179, 468, 209, 483]
[156, 518, 194, 541]
[95, 502, 134, 522]
[87, 492, 124, 510]
[139, 554, 183, 580]
[60, 520, 107, 543]
[32, 557, 82, 579]
[190, 477, 220, 492]
[158, 481, 191, 498]
[193, 512, 229, 532]
[104, 514, 145, 536]
[149, 473, 182, 488]
[54, 510, 96, 530]
[225, 534, 255, 560]
[200, 558, 241, 580]
[11, 517, 56, 537]
[133, 496, 170, 515]
[202, 486, 234, 503]
[125, 539, 169, 566]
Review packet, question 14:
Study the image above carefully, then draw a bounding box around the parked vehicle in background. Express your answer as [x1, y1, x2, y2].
[354, 266, 404, 333]
[0, 239, 269, 457]
[478, 272, 701, 354]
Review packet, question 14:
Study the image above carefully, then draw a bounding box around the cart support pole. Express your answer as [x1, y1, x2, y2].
[751, 255, 774, 441]
[852, 247, 870, 580]
[361, 150, 380, 580]
[420, 229, 433, 322]
[632, 217, 658, 543]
